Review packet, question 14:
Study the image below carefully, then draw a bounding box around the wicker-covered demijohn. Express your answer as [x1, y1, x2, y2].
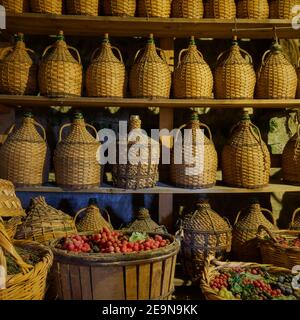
[256, 41, 298, 99]
[232, 200, 278, 262]
[174, 36, 213, 99]
[214, 36, 256, 99]
[180, 199, 232, 281]
[0, 33, 37, 96]
[138, 0, 171, 17]
[15, 196, 77, 244]
[222, 111, 270, 189]
[104, 0, 136, 16]
[130, 34, 171, 99]
[269, 0, 300, 19]
[54, 112, 101, 190]
[86, 33, 126, 98]
[170, 113, 218, 189]
[66, 0, 99, 15]
[290, 208, 300, 230]
[30, 0, 62, 14]
[0, 0, 27, 13]
[237, 0, 269, 18]
[172, 0, 204, 18]
[39, 30, 82, 98]
[204, 0, 236, 18]
[0, 179, 24, 218]
[0, 112, 47, 187]
[112, 115, 160, 189]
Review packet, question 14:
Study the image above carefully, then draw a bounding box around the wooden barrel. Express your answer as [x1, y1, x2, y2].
[50, 233, 180, 300]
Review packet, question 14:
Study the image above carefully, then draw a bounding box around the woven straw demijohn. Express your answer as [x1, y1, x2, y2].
[30, 0, 62, 14]
[66, 0, 99, 15]
[86, 34, 126, 98]
[0, 112, 47, 187]
[297, 58, 300, 99]
[112, 115, 160, 190]
[204, 0, 236, 18]
[232, 201, 278, 262]
[180, 199, 232, 281]
[138, 0, 171, 17]
[0, 33, 37, 96]
[170, 113, 218, 189]
[290, 208, 300, 230]
[237, 0, 269, 18]
[130, 34, 171, 99]
[172, 0, 204, 18]
[174, 37, 213, 99]
[0, 0, 27, 13]
[0, 179, 24, 218]
[222, 111, 270, 189]
[269, 0, 300, 19]
[39, 31, 82, 98]
[256, 41, 298, 99]
[104, 0, 136, 16]
[214, 36, 256, 99]
[15, 197, 77, 244]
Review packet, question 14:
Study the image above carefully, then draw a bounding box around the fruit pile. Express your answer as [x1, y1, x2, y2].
[209, 267, 299, 300]
[274, 235, 300, 248]
[56, 228, 170, 254]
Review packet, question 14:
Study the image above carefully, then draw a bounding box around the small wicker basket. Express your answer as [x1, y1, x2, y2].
[0, 33, 37, 96]
[256, 41, 298, 99]
[214, 36, 256, 99]
[290, 208, 300, 230]
[204, 0, 236, 18]
[222, 111, 270, 189]
[174, 36, 213, 99]
[54, 112, 101, 190]
[0, 179, 24, 218]
[269, 0, 300, 19]
[104, 0, 136, 16]
[39, 30, 82, 98]
[172, 0, 204, 18]
[237, 0, 269, 18]
[30, 0, 62, 14]
[130, 34, 171, 99]
[86, 34, 126, 98]
[66, 0, 99, 15]
[138, 0, 172, 17]
[0, 0, 27, 13]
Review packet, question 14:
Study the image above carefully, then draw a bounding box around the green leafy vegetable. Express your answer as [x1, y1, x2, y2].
[129, 232, 148, 243]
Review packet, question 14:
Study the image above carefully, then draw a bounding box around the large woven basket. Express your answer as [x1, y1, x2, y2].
[170, 113, 218, 189]
[66, 0, 99, 15]
[0, 113, 47, 187]
[54, 112, 101, 190]
[30, 0, 62, 14]
[0, 179, 24, 218]
[237, 0, 269, 18]
[104, 0, 136, 16]
[0, 0, 27, 13]
[15, 196, 77, 244]
[112, 115, 160, 189]
[130, 34, 171, 99]
[39, 31, 82, 98]
[256, 42, 297, 99]
[214, 36, 256, 99]
[204, 0, 236, 18]
[174, 36, 213, 99]
[172, 0, 204, 18]
[232, 201, 277, 262]
[180, 200, 232, 282]
[222, 112, 270, 189]
[86, 34, 126, 98]
[290, 208, 300, 230]
[269, 0, 300, 19]
[0, 33, 37, 96]
[297, 57, 300, 99]
[138, 0, 171, 17]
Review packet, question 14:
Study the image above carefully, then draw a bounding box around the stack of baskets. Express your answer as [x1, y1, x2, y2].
[104, 0, 136, 16]
[172, 0, 204, 18]
[290, 208, 300, 230]
[269, 0, 300, 19]
[204, 0, 236, 18]
[66, 0, 99, 16]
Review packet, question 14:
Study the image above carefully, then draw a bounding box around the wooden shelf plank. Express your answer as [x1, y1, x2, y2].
[1, 95, 300, 109]
[5, 14, 300, 39]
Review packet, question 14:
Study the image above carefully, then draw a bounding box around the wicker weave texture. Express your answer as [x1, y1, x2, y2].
[0, 0, 27, 13]
[237, 0, 269, 18]
[0, 179, 24, 218]
[204, 0, 236, 18]
[269, 0, 300, 19]
[138, 0, 171, 17]
[66, 0, 99, 15]
[172, 0, 204, 18]
[3, 217, 21, 239]
[30, 0, 62, 13]
[104, 0, 136, 16]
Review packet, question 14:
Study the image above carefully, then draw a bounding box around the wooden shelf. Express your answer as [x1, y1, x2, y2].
[5, 14, 300, 39]
[1, 95, 300, 109]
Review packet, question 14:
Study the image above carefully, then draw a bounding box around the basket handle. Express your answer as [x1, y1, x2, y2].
[257, 225, 277, 243]
[101, 207, 112, 225]
[234, 210, 243, 225]
[200, 123, 213, 141]
[74, 207, 112, 226]
[216, 48, 230, 64]
[58, 123, 98, 143]
[261, 208, 275, 225]
[133, 48, 144, 64]
[86, 123, 99, 140]
[0, 46, 13, 59]
[239, 47, 253, 64]
[34, 121, 47, 141]
[156, 47, 168, 63]
[90, 47, 101, 62]
[249, 122, 263, 145]
[41, 44, 54, 58]
[67, 45, 82, 65]
[261, 49, 271, 66]
[291, 208, 300, 228]
[177, 48, 189, 66]
[74, 207, 87, 223]
[111, 46, 124, 64]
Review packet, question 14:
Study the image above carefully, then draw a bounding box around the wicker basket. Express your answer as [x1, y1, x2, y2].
[39, 31, 82, 98]
[2, 217, 21, 239]
[0, 112, 47, 187]
[170, 113, 218, 189]
[30, 0, 62, 14]
[86, 34, 126, 98]
[66, 0, 99, 15]
[222, 111, 270, 189]
[0, 179, 24, 218]
[172, 0, 204, 18]
[0, 33, 37, 96]
[112, 115, 160, 189]
[75, 204, 113, 233]
[174, 37, 213, 99]
[269, 0, 300, 19]
[54, 112, 101, 190]
[180, 200, 232, 281]
[297, 57, 300, 99]
[204, 0, 236, 18]
[258, 225, 300, 270]
[232, 201, 278, 262]
[15, 196, 77, 244]
[214, 36, 256, 99]
[0, 0, 27, 13]
[256, 41, 298, 99]
[138, 0, 171, 17]
[237, 0, 269, 18]
[130, 34, 171, 99]
[104, 0, 136, 16]
[290, 208, 300, 230]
